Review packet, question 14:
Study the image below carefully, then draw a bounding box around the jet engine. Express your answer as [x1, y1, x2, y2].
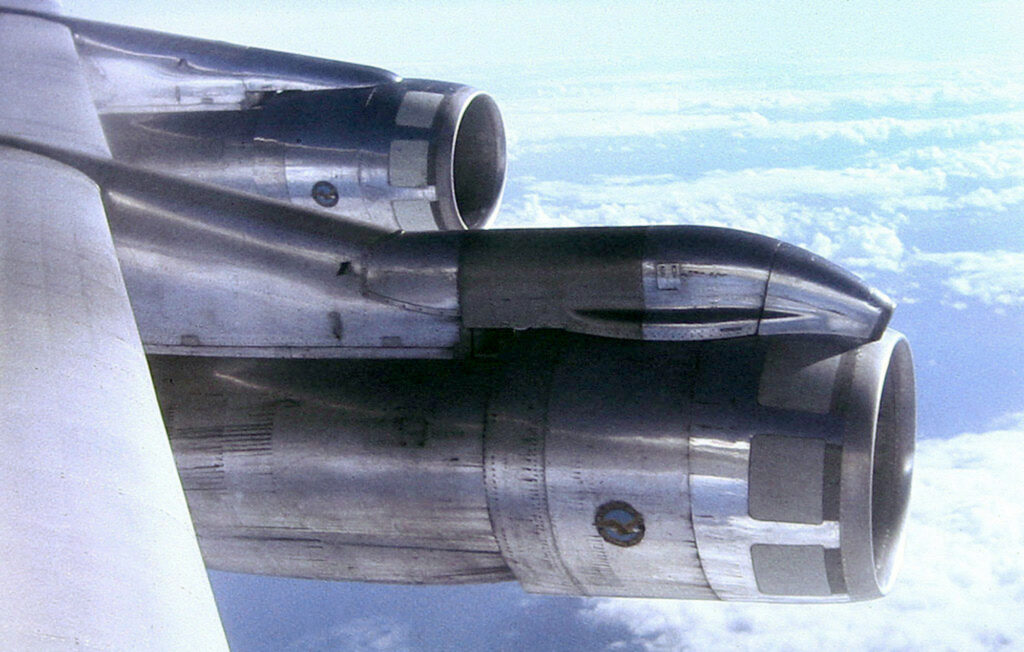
[9, 13, 915, 603]
[154, 324, 914, 602]
[101, 80, 506, 232]
[0, 9, 921, 650]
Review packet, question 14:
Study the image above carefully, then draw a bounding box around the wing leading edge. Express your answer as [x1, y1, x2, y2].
[0, 5, 227, 648]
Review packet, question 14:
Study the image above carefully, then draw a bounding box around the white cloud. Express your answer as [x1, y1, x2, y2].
[502, 193, 895, 258]
[498, 168, 916, 275]
[884, 140, 1024, 181]
[876, 140, 1024, 212]
[751, 113, 1024, 147]
[508, 69, 1024, 116]
[581, 422, 1024, 652]
[879, 194, 953, 212]
[507, 110, 1024, 149]
[955, 185, 1024, 211]
[840, 223, 906, 272]
[521, 166, 945, 207]
[988, 411, 1024, 430]
[500, 59, 1024, 144]
[505, 110, 762, 143]
[286, 617, 411, 652]
[500, 64, 1024, 154]
[915, 250, 1024, 306]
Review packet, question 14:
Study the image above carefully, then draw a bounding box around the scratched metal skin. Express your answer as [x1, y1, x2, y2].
[0, 5, 227, 649]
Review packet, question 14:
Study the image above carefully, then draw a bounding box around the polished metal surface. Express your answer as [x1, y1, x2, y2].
[1, 8, 506, 233]
[840, 332, 916, 598]
[456, 226, 889, 342]
[150, 355, 512, 584]
[116, 220, 894, 359]
[2, 6, 399, 113]
[482, 342, 585, 595]
[107, 218, 890, 357]
[362, 230, 462, 315]
[150, 330, 915, 602]
[760, 243, 895, 341]
[483, 337, 715, 598]
[0, 17, 887, 361]
[101, 79, 506, 231]
[0, 7, 226, 648]
[482, 333, 916, 600]
[0, 134, 463, 358]
[689, 331, 915, 601]
[688, 338, 847, 602]
[640, 227, 776, 340]
[458, 226, 892, 341]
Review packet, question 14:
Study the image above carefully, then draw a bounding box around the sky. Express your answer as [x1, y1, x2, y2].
[63, 2, 1024, 650]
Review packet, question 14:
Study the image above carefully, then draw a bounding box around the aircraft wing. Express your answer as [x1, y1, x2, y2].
[0, 3, 227, 648]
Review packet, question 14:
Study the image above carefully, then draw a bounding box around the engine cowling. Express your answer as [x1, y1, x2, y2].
[101, 79, 506, 231]
[154, 329, 914, 602]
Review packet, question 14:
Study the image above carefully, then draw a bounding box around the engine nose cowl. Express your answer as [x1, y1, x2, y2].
[759, 242, 895, 341]
[364, 225, 894, 344]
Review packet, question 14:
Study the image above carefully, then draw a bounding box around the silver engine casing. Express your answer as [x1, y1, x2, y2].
[153, 329, 914, 602]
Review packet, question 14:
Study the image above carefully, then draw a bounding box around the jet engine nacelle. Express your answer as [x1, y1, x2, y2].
[101, 80, 506, 232]
[154, 329, 914, 602]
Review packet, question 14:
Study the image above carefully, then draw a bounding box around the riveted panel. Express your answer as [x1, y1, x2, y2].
[748, 434, 825, 524]
[395, 91, 444, 128]
[392, 200, 437, 231]
[751, 544, 831, 596]
[758, 342, 843, 414]
[389, 140, 430, 187]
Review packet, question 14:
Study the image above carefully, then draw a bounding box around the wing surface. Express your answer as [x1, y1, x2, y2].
[0, 4, 227, 648]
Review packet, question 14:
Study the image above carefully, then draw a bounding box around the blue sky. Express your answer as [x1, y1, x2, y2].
[65, 2, 1024, 650]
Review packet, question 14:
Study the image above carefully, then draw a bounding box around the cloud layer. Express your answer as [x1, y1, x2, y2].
[916, 251, 1024, 307]
[495, 62, 1024, 311]
[285, 618, 411, 652]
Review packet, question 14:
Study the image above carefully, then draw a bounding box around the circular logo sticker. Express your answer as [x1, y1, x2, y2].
[594, 501, 645, 547]
[311, 180, 340, 207]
